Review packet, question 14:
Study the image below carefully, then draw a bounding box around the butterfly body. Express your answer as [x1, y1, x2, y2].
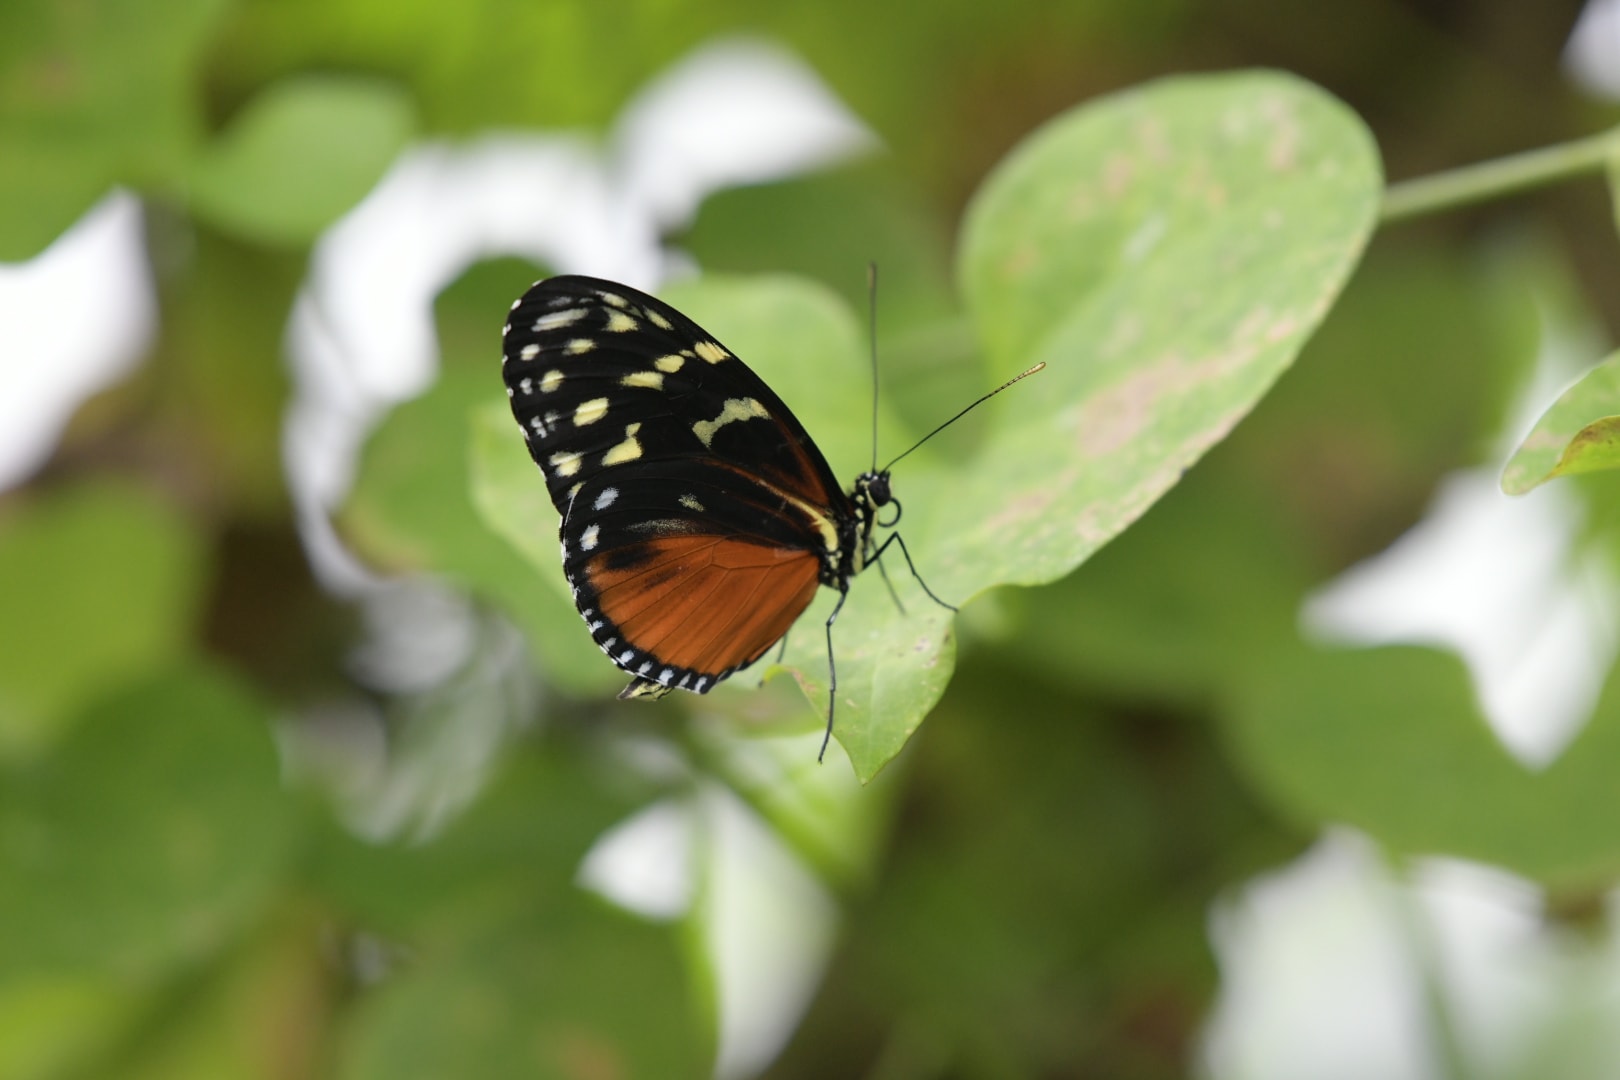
[500, 275, 894, 704]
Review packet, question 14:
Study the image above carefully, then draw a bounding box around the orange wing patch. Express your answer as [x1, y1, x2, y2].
[585, 534, 821, 676]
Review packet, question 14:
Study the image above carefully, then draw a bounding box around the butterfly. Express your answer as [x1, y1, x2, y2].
[500, 274, 1039, 758]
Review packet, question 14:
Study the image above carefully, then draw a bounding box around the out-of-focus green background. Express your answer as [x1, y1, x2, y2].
[5, 1, 1620, 1077]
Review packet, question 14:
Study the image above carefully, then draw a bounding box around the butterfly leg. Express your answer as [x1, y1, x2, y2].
[874, 553, 906, 616]
[868, 532, 957, 613]
[819, 585, 850, 763]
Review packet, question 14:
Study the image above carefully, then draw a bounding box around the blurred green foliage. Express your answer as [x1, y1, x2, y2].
[3, 1, 1620, 1078]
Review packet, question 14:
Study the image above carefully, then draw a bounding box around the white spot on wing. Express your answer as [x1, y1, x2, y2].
[519, 343, 540, 361]
[654, 354, 685, 373]
[540, 369, 564, 392]
[594, 487, 618, 510]
[549, 450, 582, 477]
[564, 338, 595, 355]
[581, 524, 600, 550]
[605, 310, 638, 333]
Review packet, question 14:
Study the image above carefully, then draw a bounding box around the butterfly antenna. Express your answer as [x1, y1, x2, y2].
[881, 362, 1046, 472]
[868, 262, 880, 474]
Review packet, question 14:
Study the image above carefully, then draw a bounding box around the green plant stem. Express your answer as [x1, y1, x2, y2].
[1381, 129, 1620, 223]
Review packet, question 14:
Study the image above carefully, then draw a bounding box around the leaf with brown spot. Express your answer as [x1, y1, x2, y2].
[947, 70, 1381, 598]
[1502, 350, 1620, 494]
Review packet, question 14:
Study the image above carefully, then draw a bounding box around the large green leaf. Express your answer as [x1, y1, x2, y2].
[187, 73, 415, 246]
[879, 72, 1376, 779]
[0, 0, 227, 259]
[1003, 243, 1537, 707]
[472, 72, 1380, 782]
[0, 666, 296, 980]
[0, 482, 206, 758]
[1502, 351, 1620, 494]
[950, 70, 1380, 592]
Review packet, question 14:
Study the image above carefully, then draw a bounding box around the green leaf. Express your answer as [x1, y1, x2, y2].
[188, 74, 415, 246]
[0, 482, 207, 759]
[338, 897, 711, 1080]
[1225, 642, 1620, 889]
[0, 666, 296, 980]
[1502, 351, 1620, 494]
[951, 70, 1381, 592]
[894, 73, 1375, 777]
[1005, 243, 1537, 706]
[808, 71, 1377, 780]
[0, 0, 227, 259]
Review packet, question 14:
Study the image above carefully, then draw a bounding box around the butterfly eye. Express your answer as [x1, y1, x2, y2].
[859, 471, 892, 506]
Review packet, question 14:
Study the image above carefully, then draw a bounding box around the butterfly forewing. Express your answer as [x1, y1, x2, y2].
[501, 275, 855, 697]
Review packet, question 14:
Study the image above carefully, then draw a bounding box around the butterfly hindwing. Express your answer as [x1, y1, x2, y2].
[561, 470, 823, 694]
[501, 276, 856, 696]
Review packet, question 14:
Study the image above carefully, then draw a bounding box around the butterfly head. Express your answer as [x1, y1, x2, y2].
[852, 469, 902, 534]
[854, 469, 892, 509]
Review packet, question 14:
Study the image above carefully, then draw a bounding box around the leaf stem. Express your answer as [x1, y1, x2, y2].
[1381, 129, 1620, 224]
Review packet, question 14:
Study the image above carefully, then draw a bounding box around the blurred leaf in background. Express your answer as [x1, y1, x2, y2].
[0, 0, 228, 260]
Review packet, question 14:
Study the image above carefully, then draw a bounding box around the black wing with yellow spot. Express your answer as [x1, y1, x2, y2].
[500, 275, 855, 698]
